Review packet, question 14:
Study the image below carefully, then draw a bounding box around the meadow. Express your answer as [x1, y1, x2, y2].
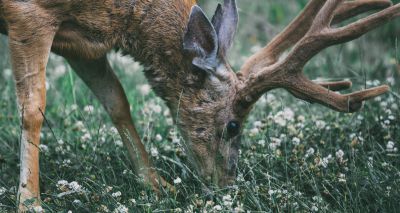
[0, 0, 399, 212]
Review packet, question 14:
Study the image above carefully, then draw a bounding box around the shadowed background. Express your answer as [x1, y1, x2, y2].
[0, 0, 399, 212]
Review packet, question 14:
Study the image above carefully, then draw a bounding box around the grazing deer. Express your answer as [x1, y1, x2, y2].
[0, 0, 399, 211]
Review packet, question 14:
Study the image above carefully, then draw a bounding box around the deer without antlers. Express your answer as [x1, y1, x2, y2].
[0, 0, 398, 211]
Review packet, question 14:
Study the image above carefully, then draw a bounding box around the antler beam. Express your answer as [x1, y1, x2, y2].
[235, 0, 399, 116]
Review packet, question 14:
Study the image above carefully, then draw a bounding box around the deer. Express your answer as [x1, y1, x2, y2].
[0, 0, 399, 211]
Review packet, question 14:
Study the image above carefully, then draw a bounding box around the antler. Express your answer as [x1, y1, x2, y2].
[235, 0, 399, 115]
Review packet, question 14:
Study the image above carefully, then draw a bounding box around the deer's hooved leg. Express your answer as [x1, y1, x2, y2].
[67, 57, 174, 193]
[6, 12, 56, 211]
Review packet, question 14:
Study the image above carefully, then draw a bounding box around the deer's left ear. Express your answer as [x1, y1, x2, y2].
[184, 5, 219, 72]
[212, 0, 238, 57]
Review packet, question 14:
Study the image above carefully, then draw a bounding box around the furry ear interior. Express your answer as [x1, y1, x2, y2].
[211, 0, 239, 57]
[184, 5, 219, 72]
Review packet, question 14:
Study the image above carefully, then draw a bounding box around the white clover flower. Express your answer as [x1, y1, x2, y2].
[110, 127, 119, 135]
[114, 140, 123, 147]
[73, 121, 85, 130]
[386, 141, 397, 152]
[150, 147, 159, 157]
[253, 121, 263, 128]
[173, 177, 182, 184]
[338, 173, 346, 183]
[68, 181, 82, 192]
[336, 150, 344, 161]
[73, 199, 82, 205]
[257, 139, 266, 147]
[268, 189, 276, 196]
[155, 134, 163, 142]
[315, 120, 326, 129]
[213, 205, 222, 211]
[138, 84, 151, 96]
[249, 128, 259, 136]
[305, 148, 315, 158]
[311, 205, 319, 212]
[150, 103, 162, 114]
[319, 154, 333, 168]
[269, 137, 282, 150]
[57, 180, 69, 189]
[32, 206, 43, 213]
[129, 198, 137, 205]
[99, 205, 110, 212]
[39, 144, 49, 153]
[112, 191, 122, 198]
[292, 137, 301, 146]
[113, 203, 129, 213]
[83, 105, 94, 113]
[0, 187, 6, 196]
[81, 132, 92, 142]
[222, 194, 233, 207]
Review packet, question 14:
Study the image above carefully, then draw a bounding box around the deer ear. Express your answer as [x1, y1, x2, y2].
[184, 5, 219, 72]
[211, 0, 238, 57]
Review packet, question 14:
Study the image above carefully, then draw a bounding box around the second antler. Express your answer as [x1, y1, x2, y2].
[235, 0, 399, 115]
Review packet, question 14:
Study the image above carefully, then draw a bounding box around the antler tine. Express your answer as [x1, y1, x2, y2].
[287, 75, 389, 112]
[332, 0, 393, 24]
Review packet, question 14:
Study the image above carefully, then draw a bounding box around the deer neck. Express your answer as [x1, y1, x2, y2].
[121, 0, 198, 111]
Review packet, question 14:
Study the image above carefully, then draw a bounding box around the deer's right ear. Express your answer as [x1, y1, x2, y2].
[184, 5, 219, 73]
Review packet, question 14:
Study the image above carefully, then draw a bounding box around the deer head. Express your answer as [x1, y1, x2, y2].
[153, 0, 399, 188]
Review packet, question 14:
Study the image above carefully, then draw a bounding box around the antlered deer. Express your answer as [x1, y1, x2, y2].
[0, 0, 399, 211]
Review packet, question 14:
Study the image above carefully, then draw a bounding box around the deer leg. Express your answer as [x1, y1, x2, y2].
[67, 56, 173, 192]
[7, 21, 56, 213]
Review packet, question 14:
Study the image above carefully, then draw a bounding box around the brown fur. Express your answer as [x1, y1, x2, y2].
[0, 0, 398, 211]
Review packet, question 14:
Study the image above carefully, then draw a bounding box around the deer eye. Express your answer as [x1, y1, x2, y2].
[227, 121, 240, 137]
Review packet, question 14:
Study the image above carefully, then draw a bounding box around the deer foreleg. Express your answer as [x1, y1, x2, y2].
[67, 56, 173, 193]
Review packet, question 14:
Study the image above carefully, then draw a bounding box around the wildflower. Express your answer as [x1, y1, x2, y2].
[73, 199, 82, 205]
[269, 137, 281, 150]
[68, 181, 82, 192]
[253, 121, 263, 128]
[257, 139, 266, 147]
[138, 84, 151, 96]
[292, 137, 301, 146]
[173, 177, 182, 184]
[113, 203, 129, 213]
[311, 205, 319, 212]
[0, 187, 6, 196]
[249, 128, 259, 136]
[57, 180, 69, 190]
[305, 148, 315, 158]
[222, 195, 233, 207]
[112, 191, 122, 198]
[338, 173, 346, 183]
[315, 120, 326, 129]
[150, 103, 162, 114]
[150, 147, 159, 157]
[32, 206, 43, 213]
[155, 134, 163, 142]
[213, 205, 222, 211]
[99, 205, 110, 212]
[39, 144, 49, 153]
[81, 132, 92, 142]
[73, 121, 85, 130]
[114, 140, 123, 147]
[129, 199, 137, 205]
[386, 141, 397, 152]
[83, 105, 94, 113]
[319, 154, 333, 168]
[336, 149, 344, 162]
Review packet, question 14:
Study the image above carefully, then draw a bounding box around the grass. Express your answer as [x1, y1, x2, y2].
[1, 0, 400, 212]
